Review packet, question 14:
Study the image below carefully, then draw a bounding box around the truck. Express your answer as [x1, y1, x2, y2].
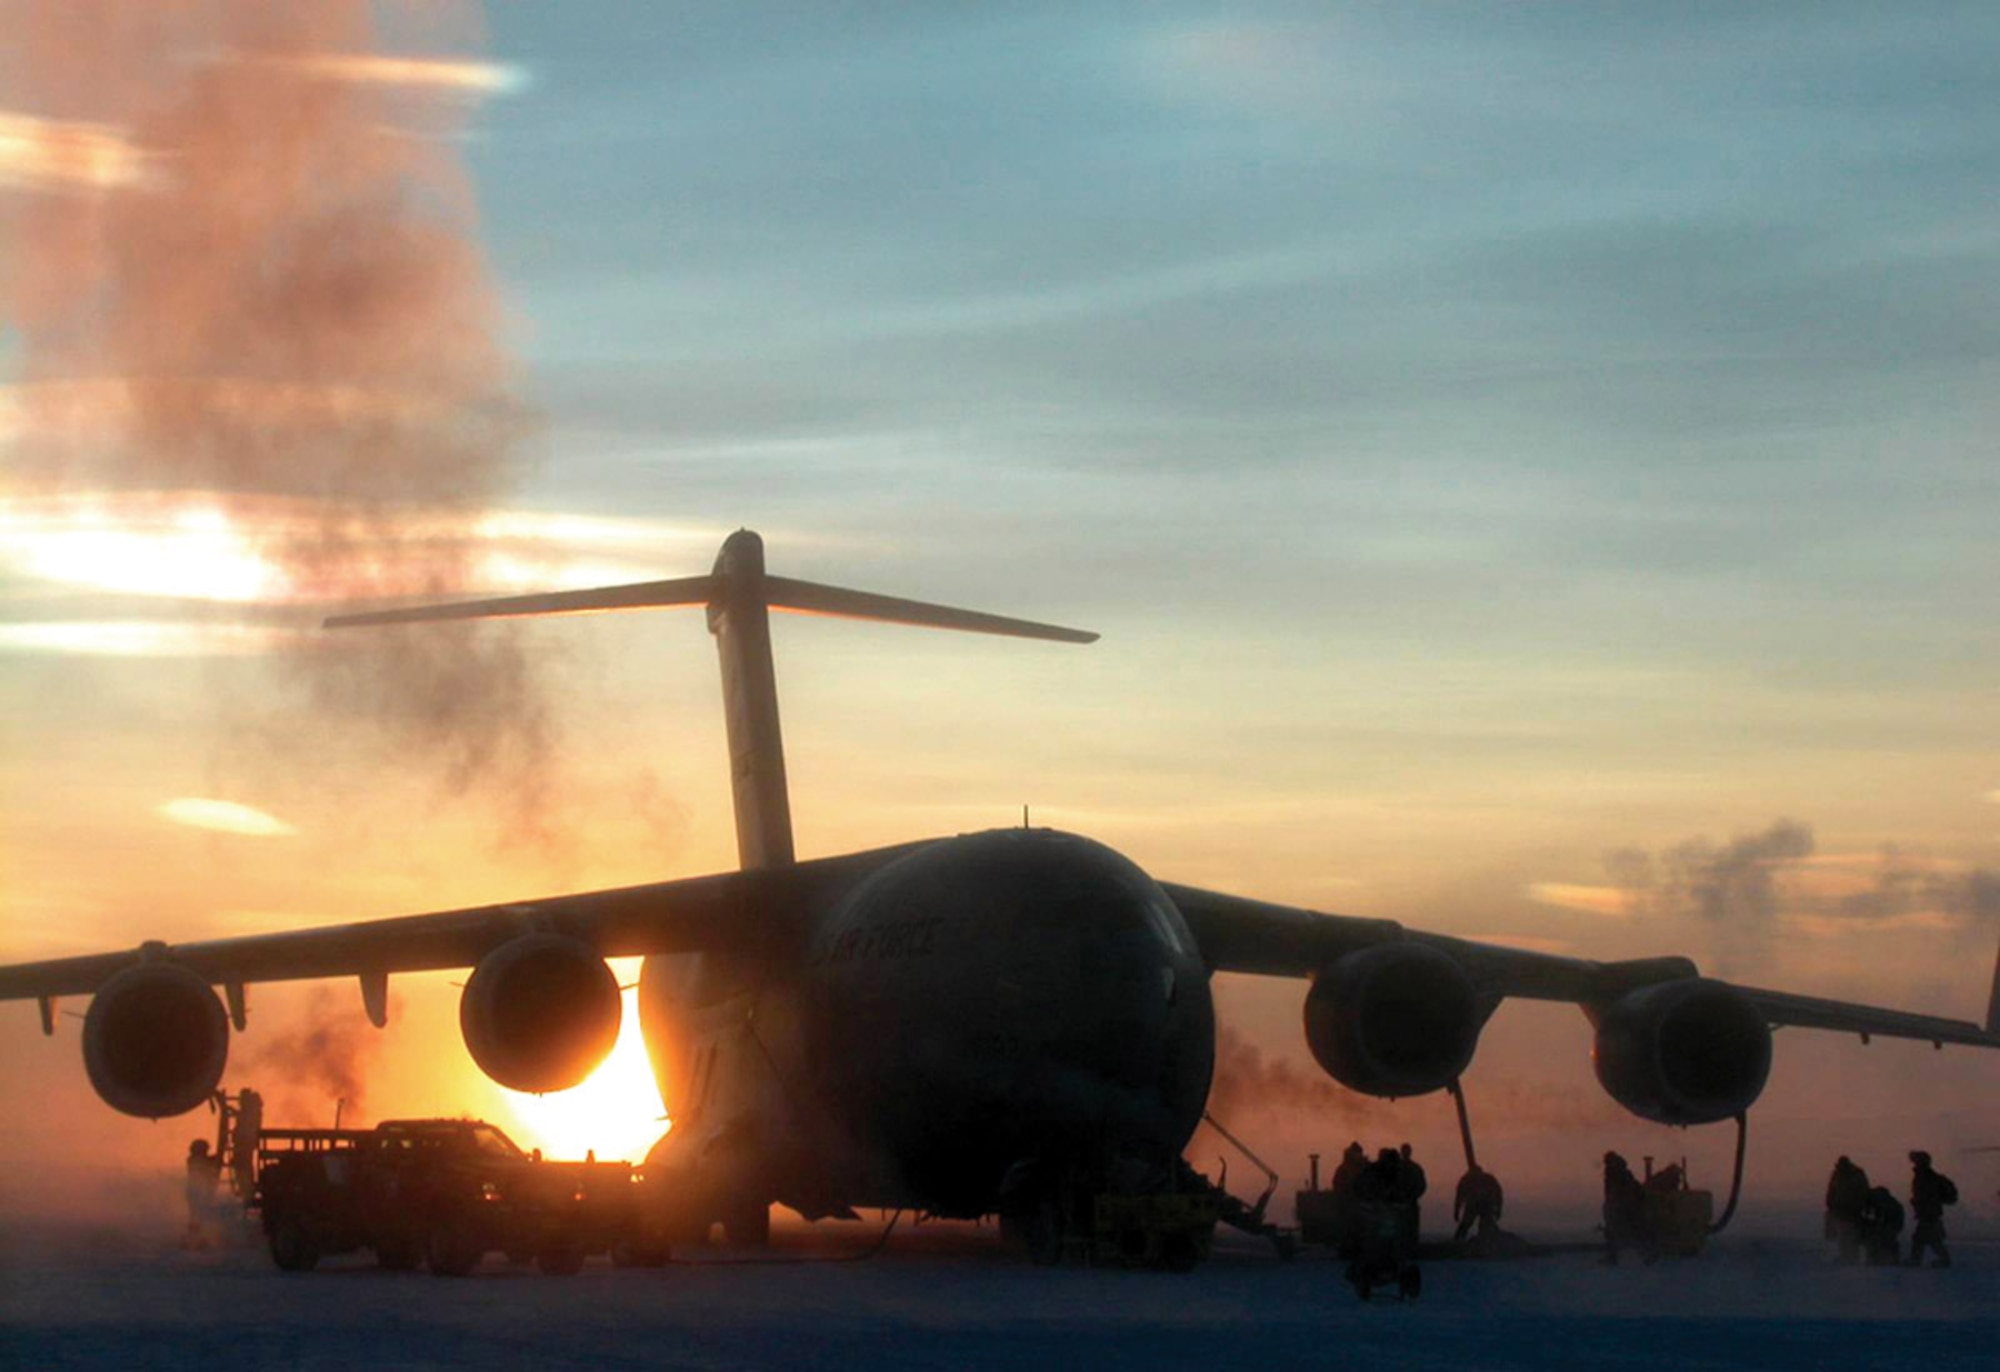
[254, 1118, 641, 1276]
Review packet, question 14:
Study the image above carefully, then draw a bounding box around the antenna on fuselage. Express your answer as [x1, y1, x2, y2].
[325, 529, 1096, 872]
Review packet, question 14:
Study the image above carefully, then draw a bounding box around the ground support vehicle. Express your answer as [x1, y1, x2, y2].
[1090, 1190, 1219, 1272]
[1343, 1198, 1421, 1301]
[255, 1119, 638, 1276]
[1641, 1175, 1714, 1258]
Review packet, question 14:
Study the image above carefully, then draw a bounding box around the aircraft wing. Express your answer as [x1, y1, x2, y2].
[0, 842, 931, 1010]
[1163, 883, 2000, 1049]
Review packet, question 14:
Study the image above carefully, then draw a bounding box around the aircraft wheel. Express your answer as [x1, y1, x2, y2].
[375, 1236, 421, 1272]
[537, 1242, 586, 1276]
[723, 1200, 770, 1248]
[1161, 1232, 1202, 1274]
[611, 1238, 669, 1268]
[426, 1218, 483, 1277]
[1024, 1200, 1066, 1267]
[268, 1215, 319, 1273]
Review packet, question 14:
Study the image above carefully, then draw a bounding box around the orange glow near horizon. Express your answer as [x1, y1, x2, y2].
[492, 977, 670, 1166]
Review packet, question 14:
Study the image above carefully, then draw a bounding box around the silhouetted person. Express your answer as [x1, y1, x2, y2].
[1824, 1155, 1870, 1264]
[1453, 1163, 1504, 1243]
[1397, 1143, 1428, 1243]
[1906, 1150, 1958, 1268]
[1329, 1141, 1368, 1255]
[1601, 1151, 1648, 1265]
[231, 1088, 263, 1202]
[1861, 1185, 1904, 1265]
[1354, 1147, 1401, 1205]
[183, 1139, 221, 1248]
[1346, 1148, 1420, 1293]
[1331, 1141, 1367, 1195]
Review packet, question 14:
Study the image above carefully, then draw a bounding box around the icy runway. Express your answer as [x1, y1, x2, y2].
[3, 1220, 1994, 1371]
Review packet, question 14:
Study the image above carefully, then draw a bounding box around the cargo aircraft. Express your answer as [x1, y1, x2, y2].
[4, 529, 1997, 1252]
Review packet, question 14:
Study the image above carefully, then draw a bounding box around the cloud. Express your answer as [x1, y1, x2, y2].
[2, 1, 571, 838]
[158, 797, 298, 837]
[0, 490, 710, 608]
[0, 621, 290, 657]
[1605, 825, 1999, 968]
[0, 111, 156, 192]
[1524, 882, 1630, 918]
[254, 54, 529, 99]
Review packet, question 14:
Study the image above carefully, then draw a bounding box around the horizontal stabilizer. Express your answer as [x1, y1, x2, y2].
[324, 576, 716, 629]
[324, 564, 1097, 644]
[763, 575, 1097, 644]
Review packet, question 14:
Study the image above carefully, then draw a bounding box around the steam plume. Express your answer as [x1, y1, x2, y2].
[1206, 1023, 1394, 1126]
[1606, 818, 1814, 974]
[1, 1, 558, 832]
[1206, 1024, 1620, 1135]
[1607, 821, 1996, 967]
[237, 986, 387, 1126]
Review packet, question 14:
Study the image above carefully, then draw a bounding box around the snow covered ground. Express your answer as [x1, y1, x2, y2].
[3, 1218, 1993, 1371]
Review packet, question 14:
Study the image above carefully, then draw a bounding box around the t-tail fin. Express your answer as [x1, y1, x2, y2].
[326, 528, 1095, 871]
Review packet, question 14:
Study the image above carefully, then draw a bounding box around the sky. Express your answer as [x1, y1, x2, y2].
[1, 3, 1997, 1216]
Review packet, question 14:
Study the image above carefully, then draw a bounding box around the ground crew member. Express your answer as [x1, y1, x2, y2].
[1329, 1141, 1367, 1256]
[1907, 1150, 1958, 1268]
[1453, 1163, 1504, 1243]
[231, 1088, 263, 1201]
[1860, 1185, 1903, 1265]
[1601, 1151, 1648, 1265]
[1330, 1141, 1367, 1194]
[1397, 1143, 1428, 1244]
[1824, 1156, 1870, 1264]
[183, 1139, 222, 1248]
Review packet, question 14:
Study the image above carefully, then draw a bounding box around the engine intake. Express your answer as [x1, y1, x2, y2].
[82, 962, 229, 1118]
[460, 934, 621, 1093]
[1303, 943, 1481, 1098]
[1592, 978, 1772, 1125]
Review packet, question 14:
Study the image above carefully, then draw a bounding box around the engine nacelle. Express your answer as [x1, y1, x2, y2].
[1592, 978, 1772, 1125]
[460, 935, 621, 1093]
[82, 962, 230, 1118]
[1303, 943, 1482, 1098]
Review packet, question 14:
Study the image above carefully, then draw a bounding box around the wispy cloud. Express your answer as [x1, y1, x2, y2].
[0, 621, 289, 657]
[0, 111, 155, 192]
[1785, 911, 1959, 939]
[0, 490, 714, 608]
[256, 54, 530, 99]
[158, 797, 298, 837]
[1524, 882, 1630, 918]
[1603, 824, 1999, 954]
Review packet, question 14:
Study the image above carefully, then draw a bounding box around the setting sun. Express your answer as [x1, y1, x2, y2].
[493, 966, 669, 1165]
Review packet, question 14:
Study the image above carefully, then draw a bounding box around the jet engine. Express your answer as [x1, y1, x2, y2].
[1303, 943, 1482, 1098]
[82, 962, 230, 1118]
[1591, 978, 1772, 1125]
[460, 934, 621, 1093]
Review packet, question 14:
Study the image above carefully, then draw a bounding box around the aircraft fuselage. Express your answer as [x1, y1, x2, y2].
[640, 829, 1216, 1223]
